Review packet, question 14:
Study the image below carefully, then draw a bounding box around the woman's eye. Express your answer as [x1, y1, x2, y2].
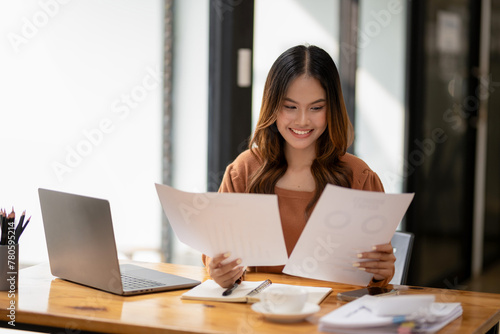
[284, 105, 296, 110]
[311, 106, 324, 111]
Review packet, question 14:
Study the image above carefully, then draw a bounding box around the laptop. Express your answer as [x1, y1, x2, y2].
[38, 188, 200, 296]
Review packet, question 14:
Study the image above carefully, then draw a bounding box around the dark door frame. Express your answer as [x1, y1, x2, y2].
[207, 0, 255, 191]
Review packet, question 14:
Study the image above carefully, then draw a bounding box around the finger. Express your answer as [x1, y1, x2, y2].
[367, 267, 393, 281]
[209, 252, 232, 269]
[359, 253, 396, 263]
[212, 258, 243, 276]
[354, 253, 396, 270]
[353, 248, 395, 281]
[353, 250, 395, 274]
[372, 243, 394, 253]
[232, 266, 246, 282]
[356, 244, 394, 261]
[355, 259, 394, 270]
[356, 253, 394, 262]
[352, 261, 393, 280]
[216, 266, 246, 288]
[208, 253, 242, 275]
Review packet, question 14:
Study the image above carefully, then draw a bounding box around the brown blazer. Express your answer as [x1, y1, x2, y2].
[203, 149, 393, 286]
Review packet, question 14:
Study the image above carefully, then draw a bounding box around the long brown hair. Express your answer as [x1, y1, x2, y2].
[247, 45, 353, 215]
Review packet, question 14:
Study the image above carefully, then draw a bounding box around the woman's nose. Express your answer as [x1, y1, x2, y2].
[295, 109, 309, 126]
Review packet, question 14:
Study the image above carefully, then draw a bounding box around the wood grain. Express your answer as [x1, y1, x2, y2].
[0, 262, 498, 334]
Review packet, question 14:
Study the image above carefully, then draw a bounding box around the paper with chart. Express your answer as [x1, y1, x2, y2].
[155, 183, 288, 267]
[283, 184, 414, 286]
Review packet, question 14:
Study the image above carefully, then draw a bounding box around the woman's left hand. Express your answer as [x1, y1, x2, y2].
[354, 243, 395, 281]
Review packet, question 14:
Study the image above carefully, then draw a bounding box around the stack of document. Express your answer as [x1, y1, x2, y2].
[319, 295, 462, 333]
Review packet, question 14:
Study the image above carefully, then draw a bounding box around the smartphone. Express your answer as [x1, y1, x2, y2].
[337, 287, 398, 301]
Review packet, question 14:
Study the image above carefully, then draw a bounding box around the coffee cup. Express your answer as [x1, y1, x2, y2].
[260, 286, 308, 314]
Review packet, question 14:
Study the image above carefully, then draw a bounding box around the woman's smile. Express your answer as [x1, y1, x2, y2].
[289, 128, 314, 136]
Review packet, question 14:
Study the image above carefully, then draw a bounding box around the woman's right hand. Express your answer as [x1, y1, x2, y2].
[207, 252, 246, 288]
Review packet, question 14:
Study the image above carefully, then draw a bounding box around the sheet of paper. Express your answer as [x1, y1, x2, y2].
[155, 183, 288, 266]
[283, 185, 414, 286]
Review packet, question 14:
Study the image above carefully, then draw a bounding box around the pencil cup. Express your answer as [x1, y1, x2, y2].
[0, 244, 19, 291]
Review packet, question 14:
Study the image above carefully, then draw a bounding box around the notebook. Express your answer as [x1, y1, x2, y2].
[38, 188, 200, 296]
[181, 279, 332, 304]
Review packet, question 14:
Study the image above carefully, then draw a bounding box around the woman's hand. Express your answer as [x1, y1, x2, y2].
[207, 252, 246, 288]
[354, 243, 395, 281]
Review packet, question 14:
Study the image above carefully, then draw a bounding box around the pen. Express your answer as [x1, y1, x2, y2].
[246, 279, 272, 296]
[222, 282, 239, 296]
[222, 276, 243, 297]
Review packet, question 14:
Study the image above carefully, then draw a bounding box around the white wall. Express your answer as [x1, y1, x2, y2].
[170, 0, 209, 265]
[355, 0, 406, 193]
[171, 0, 208, 193]
[0, 0, 163, 265]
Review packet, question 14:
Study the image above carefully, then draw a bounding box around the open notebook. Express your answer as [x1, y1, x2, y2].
[181, 280, 332, 304]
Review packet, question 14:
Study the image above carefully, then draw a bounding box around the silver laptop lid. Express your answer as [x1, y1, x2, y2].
[39, 188, 124, 294]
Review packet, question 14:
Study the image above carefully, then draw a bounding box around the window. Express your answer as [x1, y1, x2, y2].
[0, 1, 163, 265]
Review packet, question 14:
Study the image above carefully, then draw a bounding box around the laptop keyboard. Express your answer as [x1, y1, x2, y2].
[121, 274, 165, 291]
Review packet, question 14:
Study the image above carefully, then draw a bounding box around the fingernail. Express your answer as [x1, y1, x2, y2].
[372, 246, 377, 251]
[236, 259, 242, 264]
[224, 252, 231, 258]
[352, 263, 360, 267]
[358, 267, 366, 271]
[357, 253, 363, 258]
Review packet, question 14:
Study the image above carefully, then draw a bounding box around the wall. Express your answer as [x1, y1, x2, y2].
[355, 0, 406, 194]
[0, 0, 163, 264]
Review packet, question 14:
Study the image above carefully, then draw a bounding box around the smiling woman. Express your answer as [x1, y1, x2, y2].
[203, 45, 395, 289]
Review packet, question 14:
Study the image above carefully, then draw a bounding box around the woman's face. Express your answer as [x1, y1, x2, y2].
[276, 74, 327, 154]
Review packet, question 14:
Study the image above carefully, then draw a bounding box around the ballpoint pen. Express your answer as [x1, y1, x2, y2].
[246, 279, 272, 296]
[222, 277, 242, 296]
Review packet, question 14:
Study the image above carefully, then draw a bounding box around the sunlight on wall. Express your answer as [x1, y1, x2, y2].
[169, 0, 209, 266]
[356, 68, 405, 192]
[0, 1, 163, 265]
[355, 0, 406, 194]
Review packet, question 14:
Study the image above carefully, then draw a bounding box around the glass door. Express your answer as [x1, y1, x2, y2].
[405, 0, 480, 287]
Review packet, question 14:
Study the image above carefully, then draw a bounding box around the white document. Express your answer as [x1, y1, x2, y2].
[155, 183, 288, 267]
[319, 295, 462, 333]
[283, 185, 414, 286]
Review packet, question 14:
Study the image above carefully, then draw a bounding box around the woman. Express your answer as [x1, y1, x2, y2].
[203, 45, 395, 288]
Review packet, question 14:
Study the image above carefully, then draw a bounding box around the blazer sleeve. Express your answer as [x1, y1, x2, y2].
[361, 170, 385, 192]
[218, 163, 248, 193]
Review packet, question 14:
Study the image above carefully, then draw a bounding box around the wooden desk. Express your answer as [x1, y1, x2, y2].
[0, 262, 499, 334]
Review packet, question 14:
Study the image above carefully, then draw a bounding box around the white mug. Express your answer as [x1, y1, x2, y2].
[260, 286, 308, 314]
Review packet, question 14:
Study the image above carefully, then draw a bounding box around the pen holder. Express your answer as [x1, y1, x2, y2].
[0, 244, 19, 291]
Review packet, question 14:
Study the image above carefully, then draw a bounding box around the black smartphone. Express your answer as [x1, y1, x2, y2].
[337, 287, 398, 301]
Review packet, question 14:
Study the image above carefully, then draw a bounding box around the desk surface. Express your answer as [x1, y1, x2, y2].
[1, 262, 499, 334]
